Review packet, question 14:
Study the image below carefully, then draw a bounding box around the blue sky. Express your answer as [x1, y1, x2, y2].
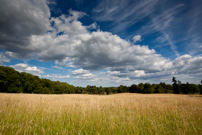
[0, 0, 202, 87]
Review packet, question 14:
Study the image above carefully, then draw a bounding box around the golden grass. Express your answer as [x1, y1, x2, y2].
[0, 93, 202, 135]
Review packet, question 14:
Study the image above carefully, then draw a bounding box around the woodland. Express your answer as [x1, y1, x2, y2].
[0, 66, 201, 94]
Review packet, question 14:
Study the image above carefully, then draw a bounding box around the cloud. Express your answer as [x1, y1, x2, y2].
[10, 63, 44, 75]
[0, 0, 50, 58]
[74, 73, 95, 80]
[163, 33, 180, 57]
[107, 71, 120, 75]
[0, 54, 10, 65]
[1, 0, 202, 85]
[86, 22, 98, 30]
[93, 0, 201, 57]
[133, 35, 141, 43]
[4, 7, 201, 83]
[72, 69, 95, 81]
[184, 0, 202, 55]
[133, 70, 145, 77]
[47, 0, 56, 5]
[92, 0, 160, 33]
[107, 54, 202, 82]
[172, 55, 202, 75]
[43, 74, 70, 79]
[141, 4, 184, 57]
[72, 69, 90, 75]
[27, 10, 166, 73]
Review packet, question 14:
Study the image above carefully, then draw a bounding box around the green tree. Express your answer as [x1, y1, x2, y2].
[138, 83, 144, 93]
[165, 84, 173, 93]
[43, 87, 51, 94]
[181, 83, 189, 94]
[143, 83, 152, 93]
[172, 77, 179, 94]
[129, 84, 138, 93]
[86, 85, 91, 94]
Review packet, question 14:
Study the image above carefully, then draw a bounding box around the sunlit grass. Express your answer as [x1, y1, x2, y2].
[0, 93, 202, 134]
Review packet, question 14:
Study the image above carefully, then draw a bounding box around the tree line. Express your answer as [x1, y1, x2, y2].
[0, 66, 75, 94]
[0, 66, 202, 94]
[172, 77, 202, 94]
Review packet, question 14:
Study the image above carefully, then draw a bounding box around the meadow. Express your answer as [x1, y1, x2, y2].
[0, 93, 202, 135]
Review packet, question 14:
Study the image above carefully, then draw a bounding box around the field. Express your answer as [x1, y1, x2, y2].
[0, 93, 202, 135]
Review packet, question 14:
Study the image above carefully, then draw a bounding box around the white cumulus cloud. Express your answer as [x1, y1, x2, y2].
[10, 63, 44, 76]
[72, 69, 90, 75]
[133, 35, 141, 43]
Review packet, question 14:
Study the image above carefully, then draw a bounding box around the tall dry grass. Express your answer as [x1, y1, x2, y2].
[0, 93, 202, 135]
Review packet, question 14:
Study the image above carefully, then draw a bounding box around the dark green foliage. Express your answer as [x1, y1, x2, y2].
[0, 66, 201, 95]
[105, 88, 110, 95]
[117, 85, 129, 93]
[199, 84, 202, 95]
[154, 85, 162, 93]
[152, 83, 173, 93]
[43, 87, 51, 94]
[178, 82, 200, 94]
[172, 77, 200, 94]
[129, 84, 138, 93]
[189, 84, 200, 94]
[165, 84, 173, 93]
[84, 85, 118, 95]
[138, 83, 144, 93]
[181, 83, 189, 94]
[199, 81, 202, 94]
[143, 83, 152, 93]
[0, 66, 75, 94]
[172, 77, 180, 94]
[0, 66, 22, 93]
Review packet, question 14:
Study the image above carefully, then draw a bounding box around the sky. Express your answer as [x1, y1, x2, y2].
[0, 0, 202, 87]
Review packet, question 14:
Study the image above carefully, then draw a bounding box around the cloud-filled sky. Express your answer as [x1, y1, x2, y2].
[0, 0, 202, 87]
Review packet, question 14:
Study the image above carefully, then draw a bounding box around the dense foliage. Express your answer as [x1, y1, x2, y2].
[0, 66, 201, 94]
[172, 77, 201, 94]
[0, 66, 75, 94]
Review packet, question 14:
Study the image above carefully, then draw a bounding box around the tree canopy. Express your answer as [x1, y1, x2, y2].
[0, 66, 201, 95]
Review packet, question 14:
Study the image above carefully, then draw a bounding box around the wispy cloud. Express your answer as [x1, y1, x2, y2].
[43, 74, 70, 79]
[93, 0, 159, 33]
[0, 53, 10, 65]
[93, 0, 202, 57]
[184, 0, 202, 55]
[163, 33, 180, 57]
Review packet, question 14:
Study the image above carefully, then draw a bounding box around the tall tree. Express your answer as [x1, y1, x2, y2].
[172, 77, 179, 94]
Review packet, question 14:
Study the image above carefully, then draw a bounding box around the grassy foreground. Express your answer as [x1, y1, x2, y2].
[0, 93, 202, 135]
